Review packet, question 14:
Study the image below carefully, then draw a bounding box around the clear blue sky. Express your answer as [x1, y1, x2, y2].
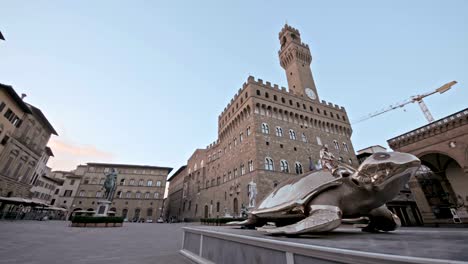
[1, 1, 467, 173]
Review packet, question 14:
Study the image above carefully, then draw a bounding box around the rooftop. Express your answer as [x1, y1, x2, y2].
[167, 165, 187, 182]
[0, 83, 33, 114]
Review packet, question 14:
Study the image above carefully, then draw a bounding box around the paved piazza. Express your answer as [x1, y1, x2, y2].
[1, 221, 468, 263]
[0, 221, 193, 264]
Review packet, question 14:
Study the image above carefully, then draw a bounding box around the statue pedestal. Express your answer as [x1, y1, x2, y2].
[95, 200, 111, 217]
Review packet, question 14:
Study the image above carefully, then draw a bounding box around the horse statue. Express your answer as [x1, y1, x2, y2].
[103, 168, 118, 201]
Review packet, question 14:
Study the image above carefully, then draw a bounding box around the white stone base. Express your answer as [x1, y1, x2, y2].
[95, 200, 111, 217]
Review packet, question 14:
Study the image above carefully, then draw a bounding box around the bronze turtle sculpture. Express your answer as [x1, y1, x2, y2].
[229, 152, 421, 235]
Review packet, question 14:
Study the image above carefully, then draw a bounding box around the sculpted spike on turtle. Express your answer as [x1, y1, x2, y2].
[228, 152, 421, 235]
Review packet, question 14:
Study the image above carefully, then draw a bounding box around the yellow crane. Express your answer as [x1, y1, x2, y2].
[354, 81, 458, 124]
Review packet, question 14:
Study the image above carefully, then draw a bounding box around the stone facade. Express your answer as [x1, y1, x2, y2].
[170, 25, 357, 221]
[166, 165, 186, 221]
[30, 168, 62, 205]
[0, 84, 57, 199]
[388, 108, 468, 225]
[54, 163, 172, 221]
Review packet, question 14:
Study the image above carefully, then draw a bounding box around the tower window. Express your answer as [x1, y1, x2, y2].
[290, 72, 293, 75]
[289, 100, 293, 106]
[256, 90, 261, 96]
[289, 129, 297, 140]
[265, 158, 274, 171]
[295, 162, 303, 174]
[280, 160, 289, 173]
[273, 95, 277, 101]
[281, 98, 286, 103]
[265, 92, 269, 98]
[275, 127, 283, 137]
[261, 123, 270, 134]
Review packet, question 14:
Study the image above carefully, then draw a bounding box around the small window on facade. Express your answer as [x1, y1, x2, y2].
[70, 179, 75, 185]
[234, 168, 238, 177]
[147, 180, 153, 186]
[256, 90, 261, 96]
[275, 127, 283, 137]
[129, 179, 135, 185]
[273, 95, 277, 101]
[289, 130, 297, 140]
[120, 179, 125, 185]
[144, 192, 150, 199]
[138, 179, 144, 186]
[281, 97, 286, 103]
[280, 160, 289, 173]
[248, 160, 254, 172]
[333, 140, 340, 150]
[316, 136, 322, 146]
[239, 132, 244, 142]
[301, 133, 307, 142]
[289, 100, 293, 106]
[154, 192, 160, 199]
[126, 192, 132, 198]
[265, 92, 269, 98]
[247, 127, 251, 136]
[240, 164, 245, 175]
[136, 192, 141, 199]
[295, 162, 303, 174]
[343, 142, 349, 152]
[265, 157, 274, 171]
[261, 123, 270, 134]
[96, 191, 102, 198]
[156, 181, 161, 187]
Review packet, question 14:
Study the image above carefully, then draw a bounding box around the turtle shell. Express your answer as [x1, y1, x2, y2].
[252, 170, 342, 218]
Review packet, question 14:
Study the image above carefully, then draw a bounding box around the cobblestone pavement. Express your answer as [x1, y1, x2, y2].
[0, 221, 193, 264]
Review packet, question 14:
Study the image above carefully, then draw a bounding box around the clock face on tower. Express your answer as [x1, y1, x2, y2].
[305, 88, 316, 100]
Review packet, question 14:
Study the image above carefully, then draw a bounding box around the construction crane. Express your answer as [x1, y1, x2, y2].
[353, 81, 458, 124]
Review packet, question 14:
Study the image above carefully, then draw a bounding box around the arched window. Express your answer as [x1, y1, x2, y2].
[138, 179, 144, 186]
[156, 181, 161, 187]
[301, 133, 307, 142]
[136, 192, 141, 199]
[265, 158, 274, 171]
[122, 208, 128, 218]
[126, 191, 132, 198]
[275, 127, 283, 137]
[295, 162, 303, 175]
[147, 180, 153, 186]
[256, 90, 261, 96]
[348, 159, 353, 165]
[240, 164, 245, 175]
[144, 192, 150, 199]
[248, 160, 254, 172]
[83, 177, 90, 184]
[79, 190, 85, 197]
[280, 160, 289, 173]
[154, 192, 160, 199]
[95, 191, 102, 198]
[316, 136, 322, 146]
[216, 202, 220, 212]
[289, 129, 296, 140]
[117, 191, 122, 198]
[261, 123, 269, 134]
[129, 179, 135, 186]
[333, 140, 340, 150]
[247, 127, 251, 136]
[120, 179, 125, 185]
[343, 142, 349, 152]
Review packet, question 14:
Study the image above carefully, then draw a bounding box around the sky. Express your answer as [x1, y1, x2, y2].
[1, 1, 467, 176]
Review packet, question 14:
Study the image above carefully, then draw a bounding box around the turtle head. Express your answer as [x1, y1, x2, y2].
[351, 152, 421, 192]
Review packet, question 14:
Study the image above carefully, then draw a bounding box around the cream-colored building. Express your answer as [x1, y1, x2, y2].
[30, 167, 63, 205]
[53, 163, 172, 221]
[0, 84, 58, 200]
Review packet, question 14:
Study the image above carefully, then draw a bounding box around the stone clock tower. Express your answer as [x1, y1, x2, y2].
[278, 24, 319, 101]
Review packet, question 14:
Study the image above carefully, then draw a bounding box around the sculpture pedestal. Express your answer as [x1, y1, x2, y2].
[95, 200, 111, 217]
[180, 226, 468, 264]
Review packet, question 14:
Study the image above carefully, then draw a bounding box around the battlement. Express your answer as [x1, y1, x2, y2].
[279, 24, 300, 38]
[206, 139, 220, 150]
[218, 75, 346, 120]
